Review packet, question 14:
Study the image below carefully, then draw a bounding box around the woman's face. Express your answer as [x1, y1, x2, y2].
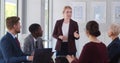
[85, 29, 90, 37]
[108, 27, 112, 37]
[63, 8, 72, 19]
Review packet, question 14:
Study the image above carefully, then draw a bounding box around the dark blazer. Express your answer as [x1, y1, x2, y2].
[52, 19, 79, 53]
[108, 37, 120, 63]
[0, 32, 28, 63]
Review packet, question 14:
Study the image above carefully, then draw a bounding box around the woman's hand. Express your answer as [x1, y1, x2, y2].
[58, 35, 68, 41]
[74, 31, 80, 38]
[66, 55, 75, 63]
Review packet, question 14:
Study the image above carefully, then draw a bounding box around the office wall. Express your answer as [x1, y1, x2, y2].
[18, 0, 44, 48]
[52, 0, 120, 58]
[22, 0, 42, 34]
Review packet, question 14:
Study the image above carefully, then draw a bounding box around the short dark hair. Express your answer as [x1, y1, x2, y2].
[86, 20, 101, 37]
[29, 23, 41, 33]
[6, 16, 20, 30]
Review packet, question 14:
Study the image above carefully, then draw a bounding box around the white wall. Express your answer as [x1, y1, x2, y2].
[18, 0, 44, 48]
[23, 0, 42, 34]
[52, 0, 120, 58]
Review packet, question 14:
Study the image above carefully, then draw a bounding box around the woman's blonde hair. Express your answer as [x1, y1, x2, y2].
[110, 23, 120, 36]
[63, 6, 72, 13]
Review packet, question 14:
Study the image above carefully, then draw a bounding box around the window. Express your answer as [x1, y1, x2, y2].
[44, 0, 49, 48]
[0, 0, 1, 38]
[0, 0, 18, 38]
[5, 0, 18, 32]
[5, 0, 18, 18]
[0, 0, 5, 38]
[44, 0, 53, 48]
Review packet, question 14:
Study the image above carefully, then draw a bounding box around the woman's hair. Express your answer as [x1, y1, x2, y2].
[86, 20, 101, 37]
[63, 6, 72, 13]
[109, 23, 120, 36]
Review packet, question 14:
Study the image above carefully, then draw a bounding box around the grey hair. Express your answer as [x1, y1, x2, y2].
[110, 23, 120, 36]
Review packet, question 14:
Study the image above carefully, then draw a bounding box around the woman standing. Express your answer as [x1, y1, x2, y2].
[52, 6, 80, 63]
[66, 21, 109, 63]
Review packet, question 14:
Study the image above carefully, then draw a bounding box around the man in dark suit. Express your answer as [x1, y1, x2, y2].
[23, 23, 44, 55]
[0, 16, 33, 63]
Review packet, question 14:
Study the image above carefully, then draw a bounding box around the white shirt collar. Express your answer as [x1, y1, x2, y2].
[8, 32, 17, 39]
[33, 37, 37, 42]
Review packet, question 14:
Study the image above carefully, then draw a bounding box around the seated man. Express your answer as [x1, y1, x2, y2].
[0, 16, 33, 63]
[23, 23, 44, 55]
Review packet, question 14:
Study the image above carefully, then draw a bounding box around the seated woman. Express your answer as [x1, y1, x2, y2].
[107, 23, 120, 63]
[66, 21, 109, 63]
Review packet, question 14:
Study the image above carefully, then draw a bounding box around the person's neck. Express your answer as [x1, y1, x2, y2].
[32, 34, 38, 39]
[89, 35, 100, 43]
[8, 30, 16, 35]
[110, 35, 118, 40]
[64, 18, 70, 23]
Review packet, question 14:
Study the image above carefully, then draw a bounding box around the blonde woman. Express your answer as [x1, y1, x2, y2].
[52, 6, 80, 63]
[107, 23, 120, 63]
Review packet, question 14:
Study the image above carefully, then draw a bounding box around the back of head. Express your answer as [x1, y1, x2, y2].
[6, 16, 20, 30]
[109, 23, 120, 36]
[29, 23, 41, 34]
[86, 20, 101, 37]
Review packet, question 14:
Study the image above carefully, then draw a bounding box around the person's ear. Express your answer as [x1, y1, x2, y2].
[111, 31, 114, 36]
[108, 31, 114, 37]
[85, 30, 88, 34]
[13, 24, 17, 29]
[86, 30, 89, 37]
[34, 31, 38, 34]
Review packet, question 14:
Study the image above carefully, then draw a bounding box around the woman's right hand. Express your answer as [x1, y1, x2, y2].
[58, 35, 63, 40]
[58, 35, 68, 41]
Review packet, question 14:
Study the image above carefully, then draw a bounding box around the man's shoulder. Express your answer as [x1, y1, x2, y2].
[37, 37, 43, 41]
[0, 33, 12, 45]
[25, 34, 33, 39]
[1, 33, 10, 40]
[24, 34, 34, 43]
[24, 34, 33, 42]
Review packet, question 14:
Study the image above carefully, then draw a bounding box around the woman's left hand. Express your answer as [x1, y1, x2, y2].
[74, 31, 80, 38]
